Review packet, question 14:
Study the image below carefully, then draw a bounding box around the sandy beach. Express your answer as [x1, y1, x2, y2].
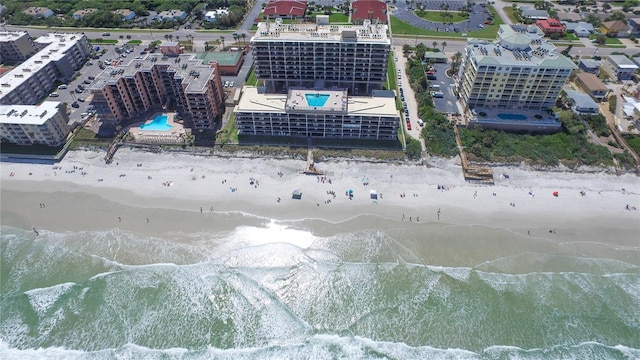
[1, 149, 638, 247]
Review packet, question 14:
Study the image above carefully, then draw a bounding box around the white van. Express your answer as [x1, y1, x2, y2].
[417, 119, 424, 126]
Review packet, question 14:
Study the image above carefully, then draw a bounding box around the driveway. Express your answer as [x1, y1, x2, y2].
[395, 47, 425, 146]
[429, 62, 459, 115]
[392, 1, 493, 34]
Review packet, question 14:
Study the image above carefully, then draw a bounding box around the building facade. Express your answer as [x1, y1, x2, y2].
[0, 31, 37, 64]
[0, 102, 71, 146]
[0, 33, 90, 106]
[251, 19, 390, 95]
[88, 54, 224, 130]
[234, 87, 399, 140]
[456, 25, 577, 131]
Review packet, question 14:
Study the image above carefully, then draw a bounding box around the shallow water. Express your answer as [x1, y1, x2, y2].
[1, 213, 639, 359]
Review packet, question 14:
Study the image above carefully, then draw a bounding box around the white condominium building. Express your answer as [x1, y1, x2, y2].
[457, 25, 577, 112]
[0, 31, 37, 64]
[0, 102, 71, 146]
[0, 33, 90, 106]
[251, 19, 390, 95]
[234, 87, 399, 140]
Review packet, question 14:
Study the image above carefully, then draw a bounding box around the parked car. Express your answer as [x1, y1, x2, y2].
[431, 91, 444, 98]
[57, 84, 67, 90]
[102, 32, 110, 36]
[78, 97, 85, 102]
[49, 92, 59, 97]
[71, 102, 80, 108]
[230, 81, 235, 87]
[406, 121, 412, 130]
[417, 119, 424, 127]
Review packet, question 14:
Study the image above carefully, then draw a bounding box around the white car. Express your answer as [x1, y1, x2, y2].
[229, 81, 235, 87]
[58, 84, 68, 90]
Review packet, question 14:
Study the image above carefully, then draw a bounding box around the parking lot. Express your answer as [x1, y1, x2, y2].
[428, 62, 460, 114]
[393, 0, 493, 34]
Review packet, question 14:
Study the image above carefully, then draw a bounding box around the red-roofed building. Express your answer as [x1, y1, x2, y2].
[263, 0, 307, 19]
[536, 18, 565, 36]
[352, 0, 388, 24]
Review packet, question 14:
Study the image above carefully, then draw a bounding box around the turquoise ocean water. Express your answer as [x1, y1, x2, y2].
[1, 214, 639, 359]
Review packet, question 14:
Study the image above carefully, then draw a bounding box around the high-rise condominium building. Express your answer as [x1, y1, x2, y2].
[0, 102, 71, 146]
[456, 25, 577, 131]
[251, 19, 390, 95]
[0, 32, 90, 106]
[88, 54, 224, 129]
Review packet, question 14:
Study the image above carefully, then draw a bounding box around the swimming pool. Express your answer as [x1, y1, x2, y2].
[497, 113, 527, 121]
[305, 94, 330, 107]
[140, 115, 172, 131]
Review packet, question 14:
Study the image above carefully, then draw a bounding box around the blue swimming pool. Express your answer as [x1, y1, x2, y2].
[497, 113, 527, 121]
[140, 115, 172, 131]
[305, 93, 330, 107]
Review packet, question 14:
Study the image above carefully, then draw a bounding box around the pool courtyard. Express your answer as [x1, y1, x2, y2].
[286, 89, 348, 112]
[129, 112, 189, 144]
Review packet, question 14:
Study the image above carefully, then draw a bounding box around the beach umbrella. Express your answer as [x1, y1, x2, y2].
[349, 189, 353, 194]
[553, 191, 559, 197]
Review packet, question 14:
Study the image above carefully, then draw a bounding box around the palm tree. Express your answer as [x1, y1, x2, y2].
[240, 33, 247, 46]
[220, 36, 225, 50]
[441, 41, 447, 53]
[450, 51, 463, 74]
[432, 41, 438, 50]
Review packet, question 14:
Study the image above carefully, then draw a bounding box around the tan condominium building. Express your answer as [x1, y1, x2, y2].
[0, 33, 91, 106]
[251, 19, 390, 95]
[0, 31, 37, 64]
[234, 87, 399, 140]
[458, 25, 577, 112]
[0, 101, 71, 146]
[88, 54, 224, 129]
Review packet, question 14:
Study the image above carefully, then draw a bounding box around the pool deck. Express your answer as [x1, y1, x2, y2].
[285, 88, 348, 112]
[129, 112, 189, 144]
[467, 108, 561, 132]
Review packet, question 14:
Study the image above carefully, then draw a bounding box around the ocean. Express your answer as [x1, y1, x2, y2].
[1, 214, 639, 359]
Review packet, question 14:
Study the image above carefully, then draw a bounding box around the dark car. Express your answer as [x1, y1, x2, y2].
[71, 102, 80, 108]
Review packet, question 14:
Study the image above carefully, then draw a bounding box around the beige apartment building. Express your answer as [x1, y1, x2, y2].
[0, 31, 37, 64]
[0, 102, 71, 146]
[251, 19, 390, 95]
[456, 25, 577, 131]
[88, 54, 225, 129]
[0, 32, 90, 106]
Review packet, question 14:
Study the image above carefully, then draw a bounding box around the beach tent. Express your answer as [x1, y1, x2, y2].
[370, 190, 378, 200]
[292, 189, 302, 200]
[553, 191, 559, 197]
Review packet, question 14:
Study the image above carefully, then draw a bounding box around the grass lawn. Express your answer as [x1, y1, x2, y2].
[89, 39, 118, 44]
[127, 40, 142, 44]
[605, 37, 623, 45]
[329, 13, 349, 23]
[216, 113, 239, 144]
[565, 33, 579, 41]
[414, 10, 468, 23]
[503, 6, 520, 24]
[246, 67, 258, 86]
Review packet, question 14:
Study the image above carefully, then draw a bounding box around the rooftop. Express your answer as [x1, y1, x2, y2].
[252, 20, 389, 44]
[0, 101, 60, 125]
[0, 31, 30, 42]
[351, 0, 388, 23]
[575, 72, 608, 91]
[263, 0, 307, 17]
[89, 54, 216, 93]
[235, 86, 398, 117]
[607, 55, 639, 69]
[465, 25, 577, 70]
[0, 33, 86, 102]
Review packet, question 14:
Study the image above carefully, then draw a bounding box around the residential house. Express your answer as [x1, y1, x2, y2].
[562, 21, 594, 37]
[520, 6, 549, 21]
[574, 72, 609, 101]
[599, 20, 631, 37]
[158, 10, 187, 21]
[351, 0, 388, 24]
[556, 12, 582, 22]
[578, 59, 601, 75]
[536, 18, 565, 36]
[565, 90, 600, 115]
[622, 95, 640, 121]
[72, 8, 98, 20]
[629, 18, 640, 36]
[205, 9, 229, 22]
[263, 0, 307, 19]
[602, 55, 639, 81]
[22, 7, 54, 18]
[113, 9, 136, 21]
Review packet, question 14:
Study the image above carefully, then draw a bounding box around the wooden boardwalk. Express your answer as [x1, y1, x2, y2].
[453, 125, 495, 184]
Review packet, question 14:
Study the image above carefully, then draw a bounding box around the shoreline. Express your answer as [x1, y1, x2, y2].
[1, 149, 639, 246]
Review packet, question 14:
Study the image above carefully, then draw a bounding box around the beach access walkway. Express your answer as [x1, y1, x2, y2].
[453, 125, 494, 184]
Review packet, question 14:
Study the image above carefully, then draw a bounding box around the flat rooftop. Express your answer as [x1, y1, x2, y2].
[235, 86, 398, 117]
[89, 54, 216, 93]
[252, 21, 389, 44]
[0, 33, 85, 101]
[0, 101, 60, 125]
[0, 30, 29, 42]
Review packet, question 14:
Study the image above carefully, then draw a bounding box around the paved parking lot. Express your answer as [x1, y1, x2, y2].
[393, 0, 492, 34]
[429, 62, 460, 114]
